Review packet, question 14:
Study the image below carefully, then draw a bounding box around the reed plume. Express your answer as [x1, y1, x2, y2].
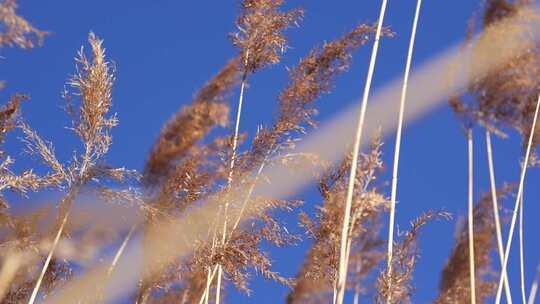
[386, 1, 423, 301]
[0, 96, 55, 205]
[434, 185, 513, 304]
[24, 32, 136, 304]
[377, 210, 450, 304]
[449, 2, 540, 302]
[288, 133, 387, 304]
[452, 0, 540, 146]
[336, 1, 391, 301]
[0, 0, 47, 49]
[143, 56, 241, 185]
[3, 1, 540, 303]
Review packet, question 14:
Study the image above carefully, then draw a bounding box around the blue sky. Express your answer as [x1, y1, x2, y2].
[2, 0, 540, 302]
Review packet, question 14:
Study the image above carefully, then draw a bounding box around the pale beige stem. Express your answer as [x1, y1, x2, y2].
[467, 129, 476, 304]
[520, 192, 526, 304]
[230, 160, 267, 234]
[353, 261, 362, 304]
[28, 211, 69, 304]
[486, 130, 513, 303]
[220, 66, 248, 242]
[199, 265, 219, 304]
[527, 263, 540, 304]
[353, 286, 360, 304]
[496, 94, 540, 304]
[204, 268, 211, 304]
[336, 1, 389, 303]
[386, 1, 422, 301]
[529, 282, 539, 304]
[108, 225, 136, 276]
[45, 10, 540, 302]
[215, 265, 223, 304]
[333, 274, 338, 304]
[201, 206, 221, 303]
[215, 52, 250, 304]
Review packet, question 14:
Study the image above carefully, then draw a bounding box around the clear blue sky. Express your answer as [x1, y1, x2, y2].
[2, 0, 539, 302]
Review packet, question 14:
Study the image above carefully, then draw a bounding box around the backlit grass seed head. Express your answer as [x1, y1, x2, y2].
[377, 211, 451, 304]
[231, 0, 303, 72]
[0, 96, 57, 206]
[288, 134, 387, 303]
[451, 0, 540, 148]
[243, 23, 385, 173]
[66, 32, 117, 163]
[0, 0, 48, 49]
[144, 57, 241, 184]
[434, 185, 513, 304]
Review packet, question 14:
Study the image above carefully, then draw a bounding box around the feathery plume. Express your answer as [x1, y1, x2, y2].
[434, 185, 512, 304]
[0, 0, 47, 49]
[144, 57, 241, 184]
[377, 210, 450, 304]
[231, 0, 303, 73]
[288, 133, 387, 304]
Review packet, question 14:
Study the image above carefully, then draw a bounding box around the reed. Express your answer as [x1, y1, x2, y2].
[1, 1, 540, 303]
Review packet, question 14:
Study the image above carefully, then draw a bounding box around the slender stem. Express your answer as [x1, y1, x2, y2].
[221, 66, 248, 242]
[353, 260, 362, 304]
[204, 268, 211, 304]
[486, 130, 513, 303]
[467, 128, 476, 304]
[495, 94, 540, 304]
[520, 192, 527, 304]
[199, 265, 219, 304]
[108, 225, 137, 276]
[201, 206, 221, 303]
[230, 159, 267, 234]
[215, 52, 250, 304]
[353, 286, 360, 304]
[527, 263, 540, 304]
[215, 265, 224, 304]
[386, 1, 422, 301]
[336, 1, 389, 303]
[28, 211, 70, 304]
[333, 274, 338, 304]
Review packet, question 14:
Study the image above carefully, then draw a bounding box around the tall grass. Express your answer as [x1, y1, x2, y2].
[386, 1, 422, 302]
[495, 94, 540, 304]
[485, 130, 512, 302]
[467, 128, 476, 304]
[336, 0, 389, 302]
[1, 0, 540, 303]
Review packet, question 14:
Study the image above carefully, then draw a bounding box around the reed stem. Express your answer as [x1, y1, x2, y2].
[495, 93, 540, 304]
[467, 128, 476, 304]
[485, 130, 513, 303]
[386, 1, 422, 302]
[336, 1, 389, 302]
